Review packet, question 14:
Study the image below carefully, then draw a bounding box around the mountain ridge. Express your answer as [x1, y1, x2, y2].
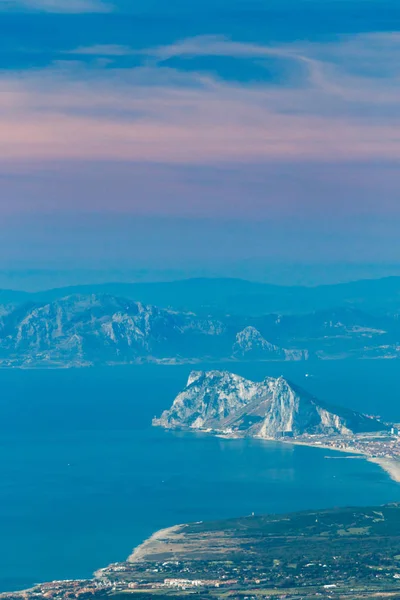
[153, 370, 388, 438]
[0, 294, 310, 367]
[0, 292, 398, 366]
[3, 274, 400, 316]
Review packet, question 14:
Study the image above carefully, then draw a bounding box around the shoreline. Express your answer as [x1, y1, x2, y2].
[128, 523, 186, 563]
[368, 457, 400, 483]
[3, 431, 400, 598]
[275, 437, 400, 484]
[216, 432, 400, 484]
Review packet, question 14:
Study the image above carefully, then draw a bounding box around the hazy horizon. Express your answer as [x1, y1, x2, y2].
[3, 262, 400, 292]
[1, 0, 400, 278]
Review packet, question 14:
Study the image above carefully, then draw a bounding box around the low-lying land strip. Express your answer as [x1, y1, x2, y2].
[278, 431, 400, 482]
[5, 504, 400, 600]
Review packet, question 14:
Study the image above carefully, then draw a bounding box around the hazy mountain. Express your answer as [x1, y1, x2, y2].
[0, 295, 229, 367]
[153, 371, 388, 437]
[233, 326, 308, 361]
[27, 276, 400, 316]
[0, 293, 398, 366]
[254, 307, 398, 358]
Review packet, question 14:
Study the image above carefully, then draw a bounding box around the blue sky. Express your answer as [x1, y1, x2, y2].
[1, 0, 400, 284]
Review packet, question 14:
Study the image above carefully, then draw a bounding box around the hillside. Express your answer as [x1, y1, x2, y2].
[27, 275, 400, 316]
[0, 291, 399, 366]
[153, 370, 387, 437]
[0, 295, 305, 366]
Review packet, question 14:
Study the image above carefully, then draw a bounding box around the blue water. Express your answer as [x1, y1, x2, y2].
[1, 361, 400, 592]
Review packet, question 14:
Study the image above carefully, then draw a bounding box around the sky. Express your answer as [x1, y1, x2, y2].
[1, 0, 400, 287]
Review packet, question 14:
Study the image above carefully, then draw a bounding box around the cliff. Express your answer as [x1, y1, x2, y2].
[153, 370, 387, 437]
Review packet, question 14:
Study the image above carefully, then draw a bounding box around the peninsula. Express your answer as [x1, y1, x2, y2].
[153, 370, 400, 482]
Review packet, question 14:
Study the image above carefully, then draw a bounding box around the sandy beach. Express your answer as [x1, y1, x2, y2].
[368, 457, 400, 483]
[284, 438, 400, 483]
[128, 524, 186, 563]
[218, 432, 400, 484]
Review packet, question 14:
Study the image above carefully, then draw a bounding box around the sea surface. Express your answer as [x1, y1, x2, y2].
[1, 360, 400, 592]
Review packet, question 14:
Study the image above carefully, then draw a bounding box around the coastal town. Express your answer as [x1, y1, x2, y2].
[5, 504, 400, 600]
[154, 368, 400, 484]
[281, 427, 400, 482]
[3, 421, 400, 600]
[3, 423, 400, 600]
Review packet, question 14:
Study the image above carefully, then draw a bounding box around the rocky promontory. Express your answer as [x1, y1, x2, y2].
[153, 370, 388, 438]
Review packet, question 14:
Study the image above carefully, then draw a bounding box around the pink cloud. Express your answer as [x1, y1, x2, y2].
[0, 89, 399, 164]
[1, 33, 400, 165]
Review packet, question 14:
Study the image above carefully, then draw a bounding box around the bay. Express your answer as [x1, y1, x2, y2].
[0, 361, 399, 592]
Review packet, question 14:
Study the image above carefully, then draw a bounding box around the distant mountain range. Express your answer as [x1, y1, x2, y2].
[0, 294, 306, 367]
[0, 291, 399, 366]
[153, 371, 388, 437]
[4, 275, 400, 316]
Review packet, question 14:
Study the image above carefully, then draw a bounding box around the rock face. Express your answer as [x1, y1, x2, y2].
[233, 326, 308, 361]
[0, 295, 227, 366]
[0, 293, 394, 366]
[0, 295, 313, 367]
[153, 371, 387, 437]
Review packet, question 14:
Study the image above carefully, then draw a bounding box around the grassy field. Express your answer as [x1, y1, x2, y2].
[101, 504, 400, 599]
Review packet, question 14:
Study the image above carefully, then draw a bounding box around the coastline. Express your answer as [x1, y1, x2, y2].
[128, 524, 186, 563]
[368, 457, 400, 483]
[3, 438, 400, 599]
[216, 432, 400, 484]
[93, 524, 186, 579]
[280, 438, 400, 483]
[119, 447, 400, 567]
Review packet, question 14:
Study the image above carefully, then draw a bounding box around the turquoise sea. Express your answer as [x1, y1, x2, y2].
[1, 361, 400, 592]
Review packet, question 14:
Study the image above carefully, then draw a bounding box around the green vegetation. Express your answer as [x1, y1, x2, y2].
[6, 504, 400, 599]
[98, 504, 400, 599]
